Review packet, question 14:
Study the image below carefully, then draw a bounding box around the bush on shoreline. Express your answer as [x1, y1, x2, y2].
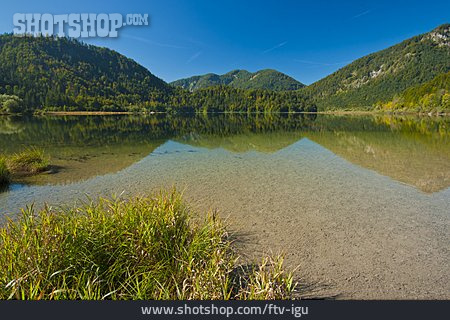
[0, 191, 296, 300]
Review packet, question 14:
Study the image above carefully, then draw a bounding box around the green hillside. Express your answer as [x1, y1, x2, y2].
[378, 71, 449, 112]
[171, 69, 304, 91]
[302, 24, 450, 110]
[0, 34, 170, 112]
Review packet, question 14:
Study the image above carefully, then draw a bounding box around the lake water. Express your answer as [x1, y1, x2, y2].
[0, 113, 449, 299]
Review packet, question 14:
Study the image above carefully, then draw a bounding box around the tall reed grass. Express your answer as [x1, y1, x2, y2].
[0, 190, 296, 300]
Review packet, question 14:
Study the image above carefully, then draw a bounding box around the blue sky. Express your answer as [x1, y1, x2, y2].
[1, 0, 448, 84]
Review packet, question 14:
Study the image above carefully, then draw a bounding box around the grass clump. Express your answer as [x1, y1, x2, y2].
[7, 147, 49, 175]
[0, 190, 296, 300]
[232, 255, 296, 300]
[0, 157, 10, 187]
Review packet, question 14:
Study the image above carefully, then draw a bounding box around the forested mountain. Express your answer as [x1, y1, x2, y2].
[0, 35, 312, 113]
[1, 24, 449, 114]
[0, 34, 170, 112]
[302, 24, 450, 110]
[171, 69, 304, 91]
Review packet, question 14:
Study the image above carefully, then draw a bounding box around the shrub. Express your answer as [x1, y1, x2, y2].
[0, 94, 23, 114]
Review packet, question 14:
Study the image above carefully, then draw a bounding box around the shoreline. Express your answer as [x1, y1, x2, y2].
[42, 111, 136, 115]
[0, 110, 448, 116]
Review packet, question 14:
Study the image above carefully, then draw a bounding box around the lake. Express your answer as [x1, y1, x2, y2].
[0, 113, 449, 299]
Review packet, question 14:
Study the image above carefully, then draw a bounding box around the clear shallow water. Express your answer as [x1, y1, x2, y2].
[1, 114, 449, 204]
[0, 113, 449, 213]
[0, 113, 449, 298]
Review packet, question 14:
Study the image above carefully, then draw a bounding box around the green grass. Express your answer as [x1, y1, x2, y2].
[0, 190, 296, 300]
[6, 147, 49, 175]
[0, 157, 10, 187]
